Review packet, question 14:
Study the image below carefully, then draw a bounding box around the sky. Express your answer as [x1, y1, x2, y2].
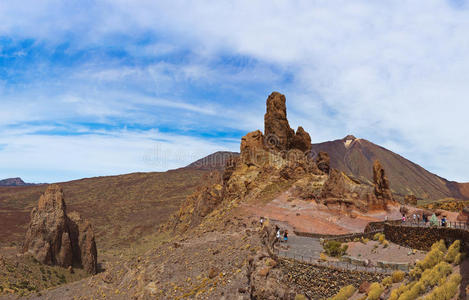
[1, 0, 469, 183]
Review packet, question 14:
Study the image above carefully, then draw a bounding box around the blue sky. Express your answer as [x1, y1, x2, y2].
[1, 0, 469, 183]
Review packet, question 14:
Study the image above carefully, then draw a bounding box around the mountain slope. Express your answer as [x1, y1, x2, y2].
[311, 135, 466, 201]
[0, 169, 211, 249]
[184, 151, 239, 171]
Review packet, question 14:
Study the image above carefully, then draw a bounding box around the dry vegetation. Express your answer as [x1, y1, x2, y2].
[419, 198, 469, 212]
[328, 240, 465, 300]
[0, 254, 88, 297]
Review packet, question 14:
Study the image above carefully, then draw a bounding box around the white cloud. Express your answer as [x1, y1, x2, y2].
[1, 1, 469, 181]
[0, 126, 238, 183]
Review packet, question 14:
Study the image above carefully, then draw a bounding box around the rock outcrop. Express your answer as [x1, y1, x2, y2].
[23, 185, 97, 274]
[264, 92, 312, 153]
[316, 151, 330, 174]
[68, 212, 98, 274]
[264, 92, 295, 151]
[240, 130, 265, 165]
[291, 126, 312, 153]
[373, 160, 393, 202]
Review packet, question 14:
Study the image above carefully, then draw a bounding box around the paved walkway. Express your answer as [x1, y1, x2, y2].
[275, 235, 323, 262]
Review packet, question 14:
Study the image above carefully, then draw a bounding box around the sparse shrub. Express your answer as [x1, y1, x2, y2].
[398, 282, 425, 300]
[330, 285, 356, 300]
[295, 294, 307, 300]
[324, 241, 348, 257]
[419, 262, 452, 288]
[382, 240, 389, 248]
[389, 282, 415, 300]
[360, 237, 370, 244]
[367, 282, 384, 300]
[320, 252, 328, 261]
[431, 240, 447, 253]
[422, 273, 462, 300]
[378, 234, 385, 244]
[444, 240, 460, 264]
[414, 247, 445, 273]
[373, 233, 382, 241]
[381, 276, 393, 287]
[392, 270, 405, 283]
[453, 253, 463, 265]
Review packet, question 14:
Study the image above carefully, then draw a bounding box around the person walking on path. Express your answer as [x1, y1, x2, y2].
[413, 213, 417, 224]
[260, 216, 264, 227]
[402, 214, 406, 223]
[276, 226, 281, 241]
[283, 230, 288, 243]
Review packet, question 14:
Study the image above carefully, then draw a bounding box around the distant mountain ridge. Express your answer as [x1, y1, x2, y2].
[310, 135, 468, 201]
[184, 137, 468, 202]
[184, 151, 239, 171]
[0, 177, 35, 187]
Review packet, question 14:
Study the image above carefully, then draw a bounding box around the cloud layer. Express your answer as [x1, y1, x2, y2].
[1, 1, 469, 182]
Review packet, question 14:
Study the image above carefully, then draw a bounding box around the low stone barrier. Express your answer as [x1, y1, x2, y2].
[294, 230, 380, 242]
[280, 258, 387, 299]
[364, 220, 402, 233]
[384, 224, 469, 252]
[341, 256, 411, 272]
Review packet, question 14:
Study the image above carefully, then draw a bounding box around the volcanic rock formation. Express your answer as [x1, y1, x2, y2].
[373, 160, 393, 202]
[23, 185, 97, 274]
[166, 92, 396, 233]
[264, 92, 312, 153]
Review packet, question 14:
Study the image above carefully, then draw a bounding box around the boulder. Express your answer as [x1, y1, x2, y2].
[23, 185, 98, 274]
[291, 126, 312, 153]
[316, 152, 330, 174]
[240, 130, 265, 165]
[359, 281, 371, 294]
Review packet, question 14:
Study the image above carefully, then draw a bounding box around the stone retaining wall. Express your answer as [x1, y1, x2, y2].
[364, 220, 402, 233]
[384, 224, 469, 251]
[294, 230, 379, 242]
[280, 258, 386, 299]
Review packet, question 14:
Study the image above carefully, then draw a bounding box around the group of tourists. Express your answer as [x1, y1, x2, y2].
[399, 212, 448, 227]
[275, 225, 288, 243]
[259, 217, 288, 242]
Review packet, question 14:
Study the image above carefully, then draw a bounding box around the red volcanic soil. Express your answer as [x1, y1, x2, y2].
[242, 192, 402, 235]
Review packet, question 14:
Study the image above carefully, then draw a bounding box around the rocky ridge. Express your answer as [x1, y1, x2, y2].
[166, 92, 396, 235]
